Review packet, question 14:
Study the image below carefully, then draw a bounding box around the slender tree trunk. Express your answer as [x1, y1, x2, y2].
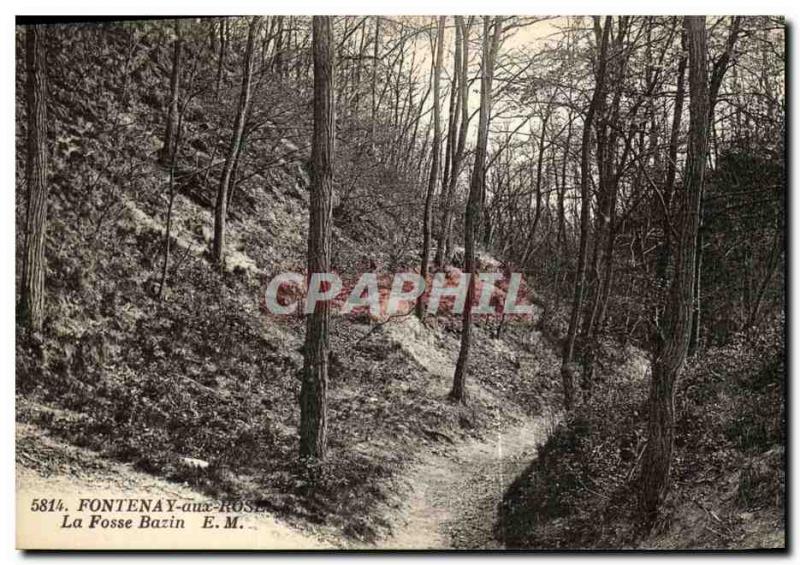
[639, 15, 710, 525]
[580, 19, 632, 390]
[272, 17, 284, 76]
[215, 18, 228, 97]
[557, 112, 573, 255]
[520, 106, 551, 266]
[438, 16, 471, 267]
[687, 241, 703, 354]
[352, 20, 368, 112]
[416, 17, 446, 319]
[392, 25, 406, 133]
[687, 17, 742, 356]
[20, 24, 49, 333]
[655, 24, 687, 286]
[158, 164, 177, 299]
[209, 19, 218, 54]
[160, 20, 182, 165]
[212, 16, 261, 267]
[435, 20, 462, 269]
[290, 18, 299, 67]
[596, 213, 618, 328]
[560, 17, 611, 411]
[158, 80, 193, 299]
[370, 17, 380, 140]
[226, 131, 247, 209]
[158, 118, 184, 299]
[300, 16, 336, 460]
[450, 17, 501, 403]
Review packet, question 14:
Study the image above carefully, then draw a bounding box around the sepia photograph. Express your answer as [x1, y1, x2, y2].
[12, 11, 786, 551]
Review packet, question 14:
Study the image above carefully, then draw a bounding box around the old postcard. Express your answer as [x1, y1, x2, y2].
[14, 15, 786, 550]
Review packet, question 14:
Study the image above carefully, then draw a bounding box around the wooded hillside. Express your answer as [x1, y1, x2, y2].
[15, 16, 785, 549]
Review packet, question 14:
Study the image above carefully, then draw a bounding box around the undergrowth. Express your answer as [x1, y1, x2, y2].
[498, 316, 785, 549]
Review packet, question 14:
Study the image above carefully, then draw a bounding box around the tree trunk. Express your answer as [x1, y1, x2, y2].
[352, 19, 368, 112]
[212, 16, 261, 267]
[209, 19, 217, 55]
[215, 18, 228, 97]
[159, 20, 182, 165]
[560, 16, 611, 411]
[158, 90, 190, 300]
[639, 15, 710, 526]
[272, 17, 285, 76]
[416, 16, 445, 319]
[580, 18, 631, 390]
[520, 104, 551, 266]
[655, 23, 687, 286]
[226, 130, 248, 209]
[20, 24, 49, 333]
[434, 18, 463, 269]
[557, 112, 573, 255]
[370, 17, 380, 141]
[451, 17, 501, 403]
[687, 239, 703, 355]
[687, 17, 742, 356]
[438, 17, 471, 268]
[157, 163, 177, 299]
[300, 16, 336, 460]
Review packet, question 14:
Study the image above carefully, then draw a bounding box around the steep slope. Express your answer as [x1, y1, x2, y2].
[497, 324, 785, 550]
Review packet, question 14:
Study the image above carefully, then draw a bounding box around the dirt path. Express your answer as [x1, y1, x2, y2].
[369, 316, 558, 549]
[374, 413, 557, 550]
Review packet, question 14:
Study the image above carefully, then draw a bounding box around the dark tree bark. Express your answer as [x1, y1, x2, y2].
[450, 16, 501, 403]
[639, 15, 710, 525]
[215, 19, 228, 97]
[520, 100, 552, 266]
[655, 23, 687, 287]
[580, 17, 632, 391]
[300, 16, 336, 460]
[351, 18, 369, 112]
[158, 73, 195, 299]
[272, 17, 284, 75]
[159, 20, 183, 165]
[560, 16, 611, 411]
[212, 16, 261, 267]
[687, 245, 703, 355]
[416, 16, 445, 319]
[688, 16, 742, 356]
[557, 111, 573, 255]
[20, 24, 49, 333]
[209, 19, 217, 54]
[369, 17, 382, 146]
[434, 18, 462, 269]
[437, 16, 471, 267]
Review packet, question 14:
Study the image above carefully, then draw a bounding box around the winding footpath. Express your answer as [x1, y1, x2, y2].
[369, 316, 557, 549]
[375, 414, 556, 550]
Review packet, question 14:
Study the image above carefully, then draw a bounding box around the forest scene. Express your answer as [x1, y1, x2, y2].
[15, 15, 785, 550]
